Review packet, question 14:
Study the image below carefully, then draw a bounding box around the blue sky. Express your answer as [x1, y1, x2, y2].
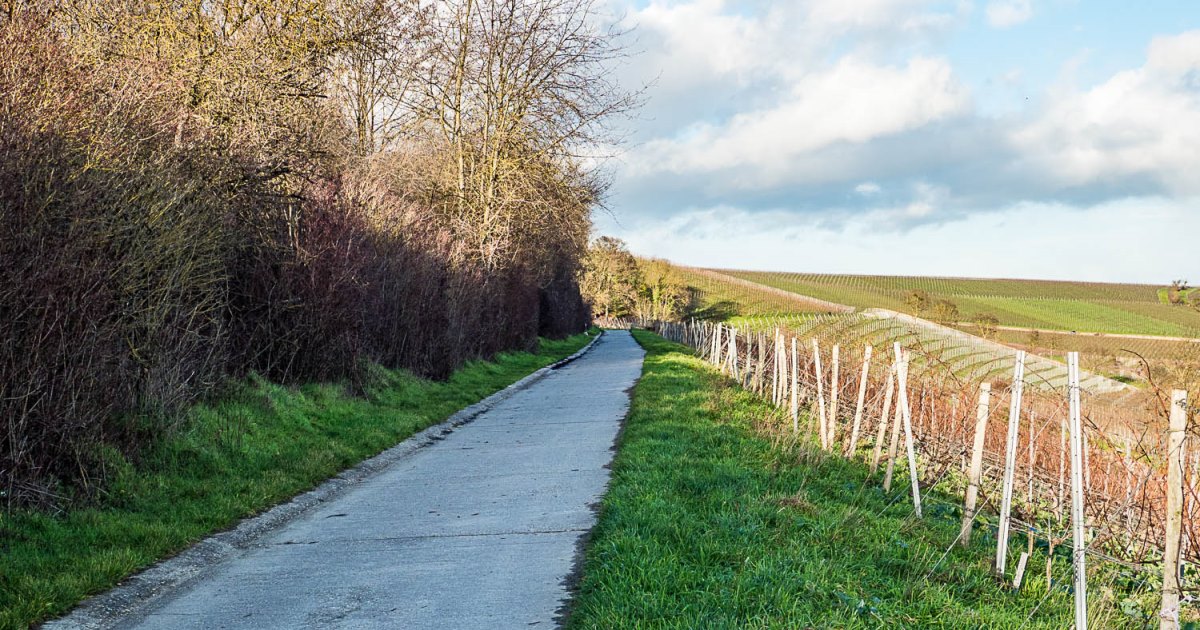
[596, 0, 1200, 283]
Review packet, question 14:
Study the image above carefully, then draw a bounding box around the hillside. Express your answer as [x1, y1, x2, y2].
[717, 270, 1200, 338]
[673, 267, 1197, 390]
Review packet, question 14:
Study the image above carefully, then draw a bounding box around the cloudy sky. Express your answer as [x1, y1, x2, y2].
[594, 0, 1200, 283]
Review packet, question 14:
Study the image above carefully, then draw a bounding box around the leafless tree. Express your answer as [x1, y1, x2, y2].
[406, 0, 640, 274]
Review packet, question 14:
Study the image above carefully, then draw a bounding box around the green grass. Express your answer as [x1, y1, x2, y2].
[0, 329, 597, 630]
[717, 270, 1200, 337]
[568, 331, 1148, 629]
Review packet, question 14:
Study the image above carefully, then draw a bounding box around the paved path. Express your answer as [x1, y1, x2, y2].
[93, 330, 643, 630]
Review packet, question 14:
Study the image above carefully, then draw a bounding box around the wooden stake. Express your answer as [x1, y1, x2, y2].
[790, 337, 799, 433]
[996, 351, 1027, 576]
[1013, 552, 1030, 590]
[778, 333, 788, 409]
[728, 328, 739, 380]
[830, 344, 841, 449]
[1160, 389, 1188, 630]
[1067, 352, 1088, 630]
[894, 346, 922, 517]
[772, 331, 780, 404]
[961, 382, 991, 546]
[756, 333, 766, 393]
[883, 384, 904, 492]
[1028, 411, 1036, 560]
[847, 344, 873, 457]
[712, 324, 722, 367]
[870, 363, 896, 476]
[813, 339, 829, 450]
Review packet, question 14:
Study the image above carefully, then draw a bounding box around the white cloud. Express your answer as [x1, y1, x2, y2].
[985, 0, 1033, 28]
[1012, 30, 1200, 195]
[855, 182, 882, 196]
[630, 56, 970, 179]
[596, 1, 1200, 281]
[613, 0, 967, 137]
[632, 0, 765, 80]
[804, 0, 961, 36]
[862, 181, 952, 227]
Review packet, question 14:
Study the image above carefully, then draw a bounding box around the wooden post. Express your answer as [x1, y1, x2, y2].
[961, 382, 991, 546]
[1067, 352, 1088, 630]
[778, 333, 787, 407]
[756, 333, 766, 394]
[882, 387, 904, 492]
[894, 345, 922, 517]
[728, 328, 739, 380]
[778, 333, 788, 409]
[870, 363, 896, 475]
[892, 348, 926, 516]
[1028, 411, 1036, 560]
[1160, 389, 1188, 630]
[813, 339, 829, 450]
[996, 351, 1027, 576]
[1013, 552, 1030, 590]
[790, 337, 799, 433]
[772, 332, 780, 404]
[830, 344, 841, 449]
[847, 345, 873, 457]
[712, 324, 722, 368]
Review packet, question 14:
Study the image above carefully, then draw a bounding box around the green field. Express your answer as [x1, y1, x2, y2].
[717, 270, 1200, 338]
[0, 331, 596, 630]
[568, 331, 1152, 628]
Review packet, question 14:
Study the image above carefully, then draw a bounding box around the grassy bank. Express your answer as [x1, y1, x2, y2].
[568, 330, 1142, 628]
[0, 329, 596, 629]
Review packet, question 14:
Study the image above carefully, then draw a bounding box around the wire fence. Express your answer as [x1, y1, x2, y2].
[648, 317, 1198, 628]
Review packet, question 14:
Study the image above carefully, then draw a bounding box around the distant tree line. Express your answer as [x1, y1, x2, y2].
[0, 1, 635, 506]
[903, 290, 1000, 337]
[580, 237, 690, 321]
[1167, 280, 1200, 310]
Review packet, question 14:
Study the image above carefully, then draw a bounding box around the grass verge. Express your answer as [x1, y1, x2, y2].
[568, 330, 1147, 629]
[0, 329, 597, 630]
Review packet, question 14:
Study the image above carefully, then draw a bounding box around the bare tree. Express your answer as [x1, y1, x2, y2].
[409, 0, 639, 274]
[331, 0, 431, 156]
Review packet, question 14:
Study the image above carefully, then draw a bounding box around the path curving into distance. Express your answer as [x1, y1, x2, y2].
[51, 330, 645, 630]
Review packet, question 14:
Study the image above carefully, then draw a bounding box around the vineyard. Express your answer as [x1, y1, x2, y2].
[634, 260, 1200, 626]
[671, 266, 1199, 391]
[653, 318, 1199, 627]
[716, 269, 1200, 338]
[675, 267, 850, 319]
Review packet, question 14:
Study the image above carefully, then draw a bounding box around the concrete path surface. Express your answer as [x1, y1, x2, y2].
[58, 330, 644, 630]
